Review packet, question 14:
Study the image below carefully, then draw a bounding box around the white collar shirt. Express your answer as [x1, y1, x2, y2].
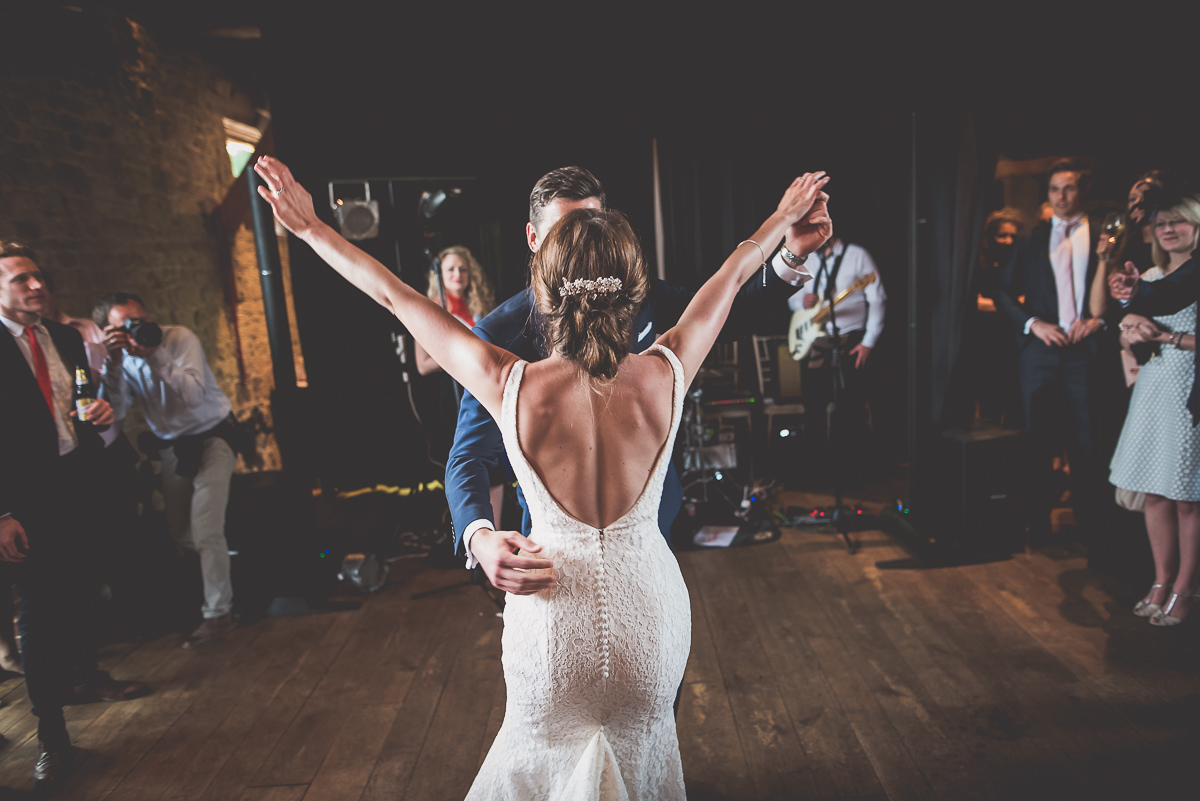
[105, 324, 231, 440]
[1049, 214, 1090, 324]
[787, 240, 887, 349]
[2, 314, 79, 455]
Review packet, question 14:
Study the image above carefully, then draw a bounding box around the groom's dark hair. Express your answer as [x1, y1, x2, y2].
[529, 166, 607, 230]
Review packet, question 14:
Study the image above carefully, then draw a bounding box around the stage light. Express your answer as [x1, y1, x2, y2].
[328, 182, 379, 241]
[418, 187, 462, 221]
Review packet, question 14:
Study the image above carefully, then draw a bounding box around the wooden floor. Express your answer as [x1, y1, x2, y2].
[2, 491, 1198, 800]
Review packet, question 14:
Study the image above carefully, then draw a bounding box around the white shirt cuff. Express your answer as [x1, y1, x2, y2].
[462, 518, 495, 570]
[772, 253, 812, 286]
[1024, 317, 1039, 335]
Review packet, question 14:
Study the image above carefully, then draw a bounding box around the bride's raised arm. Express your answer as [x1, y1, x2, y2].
[253, 156, 517, 419]
[655, 172, 831, 386]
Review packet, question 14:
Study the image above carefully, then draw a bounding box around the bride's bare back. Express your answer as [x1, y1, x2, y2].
[514, 350, 676, 530]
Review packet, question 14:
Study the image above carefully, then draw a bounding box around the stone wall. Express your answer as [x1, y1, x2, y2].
[230, 223, 307, 471]
[0, 8, 301, 471]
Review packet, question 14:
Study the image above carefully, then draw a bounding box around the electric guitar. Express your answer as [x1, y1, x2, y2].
[788, 273, 877, 360]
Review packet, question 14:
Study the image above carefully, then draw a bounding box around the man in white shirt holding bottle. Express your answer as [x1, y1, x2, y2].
[97, 291, 239, 648]
[2, 245, 149, 791]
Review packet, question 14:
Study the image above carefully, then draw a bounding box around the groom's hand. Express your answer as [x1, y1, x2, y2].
[472, 529, 557, 595]
[0, 516, 30, 563]
[784, 197, 833, 261]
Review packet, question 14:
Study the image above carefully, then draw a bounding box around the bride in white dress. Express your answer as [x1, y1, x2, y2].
[254, 156, 830, 800]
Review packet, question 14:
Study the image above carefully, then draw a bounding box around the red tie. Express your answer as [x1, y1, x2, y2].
[25, 326, 56, 417]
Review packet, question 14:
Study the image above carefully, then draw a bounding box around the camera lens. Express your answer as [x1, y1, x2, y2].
[124, 320, 163, 348]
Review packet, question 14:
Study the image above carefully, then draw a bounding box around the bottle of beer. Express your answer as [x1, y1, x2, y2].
[74, 366, 95, 422]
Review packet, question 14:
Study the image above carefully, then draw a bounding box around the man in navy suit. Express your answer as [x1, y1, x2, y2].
[446, 167, 830, 593]
[996, 159, 1104, 533]
[0, 243, 148, 791]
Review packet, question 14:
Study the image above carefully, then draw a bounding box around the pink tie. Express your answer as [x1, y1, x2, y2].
[1053, 220, 1077, 330]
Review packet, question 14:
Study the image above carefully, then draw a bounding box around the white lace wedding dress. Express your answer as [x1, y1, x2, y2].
[464, 344, 691, 801]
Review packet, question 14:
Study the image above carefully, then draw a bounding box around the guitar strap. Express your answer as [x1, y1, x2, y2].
[816, 241, 850, 302]
[807, 243, 855, 368]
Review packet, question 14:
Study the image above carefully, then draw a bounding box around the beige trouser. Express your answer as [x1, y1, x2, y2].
[160, 437, 236, 619]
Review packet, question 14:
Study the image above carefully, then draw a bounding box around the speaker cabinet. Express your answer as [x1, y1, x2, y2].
[931, 423, 1028, 552]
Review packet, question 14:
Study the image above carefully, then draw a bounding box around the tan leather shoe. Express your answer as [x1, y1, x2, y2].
[181, 612, 236, 649]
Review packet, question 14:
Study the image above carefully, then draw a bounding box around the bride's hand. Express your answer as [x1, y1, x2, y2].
[775, 172, 830, 224]
[254, 156, 321, 239]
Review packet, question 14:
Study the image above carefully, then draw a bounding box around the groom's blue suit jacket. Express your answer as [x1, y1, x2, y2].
[447, 270, 792, 556]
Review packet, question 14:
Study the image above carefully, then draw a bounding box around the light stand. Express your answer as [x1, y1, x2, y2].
[822, 264, 858, 555]
[418, 188, 465, 405]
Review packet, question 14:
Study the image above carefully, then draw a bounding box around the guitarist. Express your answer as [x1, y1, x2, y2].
[787, 237, 887, 454]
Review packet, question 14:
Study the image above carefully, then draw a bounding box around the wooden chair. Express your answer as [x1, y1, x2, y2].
[752, 335, 805, 449]
[699, 341, 753, 439]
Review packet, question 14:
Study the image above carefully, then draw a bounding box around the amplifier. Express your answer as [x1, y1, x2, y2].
[931, 424, 1028, 552]
[702, 394, 759, 409]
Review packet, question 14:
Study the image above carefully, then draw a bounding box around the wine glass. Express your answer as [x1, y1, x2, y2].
[1100, 211, 1127, 261]
[1102, 211, 1127, 246]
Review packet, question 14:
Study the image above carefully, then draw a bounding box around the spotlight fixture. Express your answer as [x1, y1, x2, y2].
[328, 182, 379, 241]
[417, 187, 463, 226]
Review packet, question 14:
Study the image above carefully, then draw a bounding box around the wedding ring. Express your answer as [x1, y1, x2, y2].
[272, 187, 283, 196]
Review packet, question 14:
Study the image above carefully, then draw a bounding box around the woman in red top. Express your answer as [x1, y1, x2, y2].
[415, 246, 496, 374]
[414, 246, 504, 519]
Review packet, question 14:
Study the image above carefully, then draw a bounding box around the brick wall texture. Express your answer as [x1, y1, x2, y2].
[1, 11, 301, 471]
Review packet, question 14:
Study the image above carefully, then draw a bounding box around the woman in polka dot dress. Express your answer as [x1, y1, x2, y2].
[1110, 194, 1200, 626]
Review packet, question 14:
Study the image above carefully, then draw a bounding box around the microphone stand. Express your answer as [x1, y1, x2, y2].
[823, 266, 857, 555]
[428, 250, 462, 406]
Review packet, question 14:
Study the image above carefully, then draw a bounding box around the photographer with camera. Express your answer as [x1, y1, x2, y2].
[95, 291, 238, 648]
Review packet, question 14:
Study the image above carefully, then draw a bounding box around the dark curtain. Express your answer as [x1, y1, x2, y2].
[922, 113, 997, 422]
[657, 138, 767, 291]
[655, 116, 914, 457]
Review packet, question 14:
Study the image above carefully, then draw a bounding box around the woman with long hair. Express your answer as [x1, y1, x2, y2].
[1109, 191, 1200, 626]
[414, 245, 496, 375]
[254, 154, 829, 799]
[415, 244, 502, 515]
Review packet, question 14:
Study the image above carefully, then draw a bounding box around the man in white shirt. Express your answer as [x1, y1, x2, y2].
[97, 291, 239, 648]
[788, 237, 887, 450]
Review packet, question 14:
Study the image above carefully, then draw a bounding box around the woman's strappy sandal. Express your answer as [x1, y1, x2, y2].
[1133, 583, 1167, 618]
[1150, 589, 1200, 627]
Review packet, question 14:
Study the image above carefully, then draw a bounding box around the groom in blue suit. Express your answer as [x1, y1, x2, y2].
[446, 166, 828, 593]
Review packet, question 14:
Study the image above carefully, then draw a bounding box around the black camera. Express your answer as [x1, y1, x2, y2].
[124, 319, 163, 348]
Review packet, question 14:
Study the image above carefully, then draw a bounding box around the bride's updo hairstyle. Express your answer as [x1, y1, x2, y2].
[531, 208, 648, 383]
